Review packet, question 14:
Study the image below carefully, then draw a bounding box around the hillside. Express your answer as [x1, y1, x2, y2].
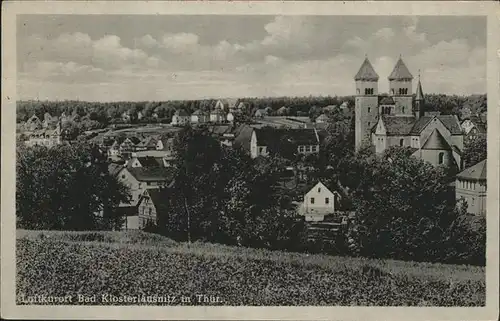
[16, 230, 485, 306]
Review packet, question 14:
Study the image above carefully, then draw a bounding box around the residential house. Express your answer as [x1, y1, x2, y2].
[210, 109, 226, 123]
[234, 101, 247, 113]
[122, 111, 131, 123]
[277, 106, 289, 116]
[461, 116, 486, 143]
[227, 112, 235, 123]
[254, 109, 268, 118]
[171, 109, 191, 126]
[43, 112, 58, 129]
[119, 136, 141, 159]
[135, 135, 159, 151]
[25, 121, 62, 148]
[297, 181, 338, 222]
[249, 127, 320, 159]
[209, 125, 237, 147]
[191, 109, 210, 124]
[156, 136, 175, 155]
[455, 159, 487, 216]
[315, 114, 329, 123]
[111, 162, 175, 210]
[214, 98, 239, 112]
[460, 106, 472, 120]
[24, 114, 42, 131]
[107, 139, 123, 161]
[132, 188, 170, 230]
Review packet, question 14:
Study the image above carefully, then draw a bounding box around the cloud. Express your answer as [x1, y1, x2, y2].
[17, 16, 486, 101]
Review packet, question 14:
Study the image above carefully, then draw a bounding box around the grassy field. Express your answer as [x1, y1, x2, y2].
[16, 229, 485, 306]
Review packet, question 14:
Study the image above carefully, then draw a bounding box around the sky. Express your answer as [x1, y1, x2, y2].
[17, 15, 486, 101]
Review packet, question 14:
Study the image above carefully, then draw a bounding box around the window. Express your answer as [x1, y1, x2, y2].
[356, 89, 360, 95]
[310, 197, 315, 204]
[318, 187, 321, 193]
[399, 139, 404, 146]
[299, 146, 305, 153]
[402, 106, 405, 113]
[121, 174, 126, 179]
[367, 122, 371, 127]
[438, 152, 444, 164]
[391, 89, 395, 95]
[365, 88, 374, 95]
[149, 208, 152, 216]
[368, 107, 371, 113]
[472, 198, 475, 205]
[325, 197, 329, 204]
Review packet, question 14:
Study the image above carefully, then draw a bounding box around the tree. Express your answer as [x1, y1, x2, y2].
[345, 146, 456, 261]
[463, 136, 487, 168]
[16, 143, 130, 230]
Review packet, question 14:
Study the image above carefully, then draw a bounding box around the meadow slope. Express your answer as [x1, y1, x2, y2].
[16, 230, 485, 306]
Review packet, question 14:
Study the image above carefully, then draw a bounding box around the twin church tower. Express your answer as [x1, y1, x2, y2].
[354, 56, 425, 150]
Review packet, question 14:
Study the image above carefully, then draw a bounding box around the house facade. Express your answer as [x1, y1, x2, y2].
[191, 110, 210, 124]
[455, 159, 487, 216]
[249, 127, 320, 159]
[24, 114, 42, 131]
[461, 117, 486, 144]
[297, 181, 337, 221]
[24, 122, 62, 148]
[210, 109, 226, 123]
[131, 188, 170, 230]
[171, 110, 190, 126]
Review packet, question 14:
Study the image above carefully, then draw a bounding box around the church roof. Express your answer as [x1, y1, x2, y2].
[415, 79, 425, 100]
[379, 96, 395, 105]
[421, 129, 451, 150]
[409, 115, 462, 135]
[388, 57, 413, 81]
[457, 159, 486, 181]
[354, 58, 379, 81]
[379, 115, 416, 136]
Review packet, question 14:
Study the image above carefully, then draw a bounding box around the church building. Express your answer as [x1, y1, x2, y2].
[354, 56, 464, 170]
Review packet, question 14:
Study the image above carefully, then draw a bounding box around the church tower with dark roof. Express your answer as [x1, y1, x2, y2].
[388, 57, 414, 116]
[354, 57, 380, 150]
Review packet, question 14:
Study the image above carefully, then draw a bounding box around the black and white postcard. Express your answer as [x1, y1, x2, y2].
[1, 1, 499, 320]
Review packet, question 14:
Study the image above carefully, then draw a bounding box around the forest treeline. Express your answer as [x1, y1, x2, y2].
[17, 93, 486, 124]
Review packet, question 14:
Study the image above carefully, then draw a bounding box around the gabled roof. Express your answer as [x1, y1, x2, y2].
[192, 109, 209, 116]
[437, 115, 462, 135]
[409, 116, 433, 135]
[135, 156, 163, 168]
[379, 115, 416, 136]
[388, 57, 413, 81]
[457, 159, 486, 181]
[211, 109, 225, 115]
[233, 124, 254, 151]
[108, 163, 124, 177]
[137, 136, 159, 148]
[316, 114, 329, 121]
[255, 128, 319, 146]
[421, 129, 451, 150]
[354, 58, 379, 81]
[379, 96, 395, 105]
[174, 109, 190, 117]
[127, 167, 175, 182]
[139, 188, 171, 214]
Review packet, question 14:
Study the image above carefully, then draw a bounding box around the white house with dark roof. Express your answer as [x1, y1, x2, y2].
[191, 109, 210, 124]
[455, 159, 487, 216]
[171, 109, 190, 126]
[210, 108, 226, 123]
[297, 181, 339, 222]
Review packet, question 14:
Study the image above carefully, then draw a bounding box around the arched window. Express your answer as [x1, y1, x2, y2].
[402, 106, 405, 113]
[399, 139, 404, 146]
[438, 152, 444, 164]
[357, 88, 360, 95]
[391, 89, 394, 95]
